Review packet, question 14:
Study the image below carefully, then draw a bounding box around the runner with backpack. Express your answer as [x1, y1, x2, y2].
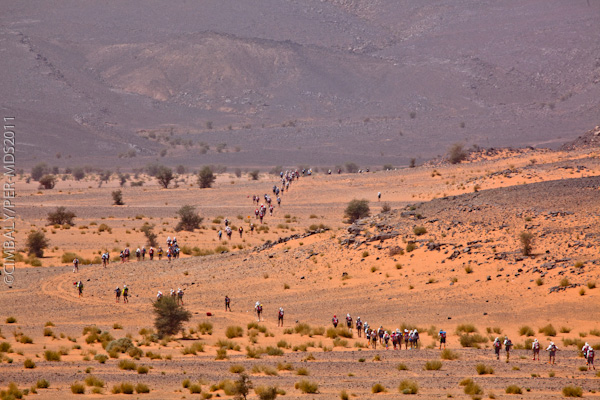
[546, 342, 558, 364]
[255, 302, 263, 322]
[278, 307, 284, 327]
[493, 337, 502, 360]
[225, 295, 231, 311]
[332, 315, 339, 328]
[123, 285, 129, 303]
[587, 347, 595, 370]
[583, 342, 591, 364]
[177, 288, 184, 305]
[356, 317, 363, 338]
[532, 338, 540, 360]
[504, 336, 513, 361]
[439, 329, 447, 350]
[346, 314, 353, 330]
[114, 286, 122, 303]
[75, 281, 83, 298]
[73, 257, 79, 273]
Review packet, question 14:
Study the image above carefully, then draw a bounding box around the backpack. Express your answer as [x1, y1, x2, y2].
[279, 310, 284, 318]
[533, 341, 539, 350]
[494, 341, 501, 349]
[588, 348, 595, 358]
[440, 331, 446, 339]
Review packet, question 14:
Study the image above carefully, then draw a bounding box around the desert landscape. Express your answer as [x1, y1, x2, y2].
[3, 0, 600, 399]
[2, 131, 600, 398]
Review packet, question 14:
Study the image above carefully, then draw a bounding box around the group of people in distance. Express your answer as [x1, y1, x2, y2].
[156, 288, 185, 305]
[332, 314, 424, 350]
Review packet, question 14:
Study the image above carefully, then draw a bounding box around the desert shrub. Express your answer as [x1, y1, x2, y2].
[254, 385, 279, 400]
[562, 386, 583, 397]
[39, 174, 57, 189]
[398, 380, 419, 394]
[198, 166, 216, 188]
[152, 296, 191, 337]
[31, 162, 49, 181]
[216, 339, 240, 351]
[0, 342, 11, 352]
[424, 360, 442, 370]
[397, 363, 409, 371]
[156, 166, 174, 188]
[344, 199, 370, 223]
[588, 281, 596, 289]
[26, 230, 49, 257]
[188, 383, 202, 394]
[23, 358, 36, 369]
[105, 337, 135, 353]
[251, 364, 278, 376]
[520, 231, 534, 256]
[112, 382, 135, 394]
[266, 346, 283, 356]
[226, 326, 244, 339]
[440, 349, 459, 360]
[44, 350, 61, 361]
[459, 334, 488, 348]
[560, 277, 570, 287]
[18, 335, 33, 344]
[197, 321, 213, 335]
[36, 379, 50, 389]
[5, 317, 16, 324]
[43, 327, 54, 337]
[182, 342, 204, 355]
[381, 202, 391, 213]
[215, 348, 228, 360]
[118, 359, 137, 370]
[448, 143, 467, 164]
[246, 346, 266, 359]
[476, 363, 494, 375]
[406, 242, 417, 252]
[92, 353, 107, 363]
[176, 205, 203, 232]
[296, 367, 309, 376]
[85, 375, 104, 387]
[463, 379, 482, 396]
[111, 190, 124, 205]
[140, 223, 157, 247]
[371, 383, 387, 393]
[230, 364, 245, 374]
[232, 373, 252, 398]
[538, 324, 557, 337]
[295, 379, 318, 394]
[71, 382, 85, 394]
[135, 383, 150, 393]
[456, 324, 478, 334]
[519, 325, 534, 336]
[505, 385, 522, 394]
[249, 170, 260, 180]
[413, 226, 427, 236]
[47, 206, 76, 225]
[345, 162, 359, 173]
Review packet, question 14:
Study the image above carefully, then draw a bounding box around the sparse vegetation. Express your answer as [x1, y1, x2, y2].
[371, 383, 387, 393]
[505, 385, 522, 394]
[175, 205, 203, 232]
[440, 349, 459, 360]
[519, 231, 534, 256]
[476, 363, 494, 375]
[424, 360, 442, 370]
[112, 190, 124, 205]
[538, 324, 557, 337]
[225, 326, 244, 339]
[562, 386, 583, 397]
[344, 199, 370, 223]
[448, 143, 467, 164]
[26, 230, 49, 258]
[47, 206, 76, 226]
[198, 166, 216, 188]
[295, 379, 318, 394]
[398, 380, 419, 394]
[152, 296, 191, 337]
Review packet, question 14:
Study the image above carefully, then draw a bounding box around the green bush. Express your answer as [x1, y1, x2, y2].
[23, 358, 36, 369]
[112, 382, 135, 394]
[519, 231, 533, 255]
[448, 143, 467, 164]
[36, 379, 50, 389]
[197, 321, 213, 335]
[398, 380, 419, 394]
[344, 199, 370, 223]
[118, 359, 137, 370]
[84, 375, 104, 387]
[137, 365, 149, 374]
[153, 296, 191, 337]
[189, 383, 202, 394]
[175, 204, 203, 232]
[440, 349, 459, 360]
[413, 226, 427, 236]
[459, 333, 488, 348]
[94, 354, 108, 363]
[397, 363, 409, 371]
[230, 364, 245, 374]
[463, 379, 482, 396]
[456, 324, 478, 334]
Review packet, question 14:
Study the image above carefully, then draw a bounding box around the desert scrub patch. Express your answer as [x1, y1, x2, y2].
[112, 382, 135, 395]
[44, 350, 61, 361]
[71, 382, 85, 394]
[198, 321, 213, 335]
[296, 367, 309, 376]
[277, 362, 293, 371]
[36, 379, 50, 389]
[23, 358, 36, 369]
[215, 348, 228, 360]
[398, 380, 418, 394]
[85, 375, 104, 387]
[413, 226, 427, 236]
[94, 354, 108, 363]
[440, 349, 459, 360]
[251, 364, 278, 376]
[459, 333, 487, 348]
[295, 379, 318, 394]
[182, 342, 204, 355]
[118, 359, 137, 370]
[562, 386, 583, 397]
[519, 325, 534, 336]
[371, 383, 387, 393]
[225, 325, 244, 338]
[229, 364, 245, 374]
[505, 385, 522, 394]
[216, 339, 240, 351]
[538, 324, 557, 337]
[461, 378, 482, 396]
[424, 360, 442, 370]
[476, 363, 494, 375]
[135, 383, 150, 393]
[397, 363, 409, 371]
[137, 365, 149, 374]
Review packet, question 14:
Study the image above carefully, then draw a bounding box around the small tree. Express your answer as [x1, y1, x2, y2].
[520, 231, 534, 256]
[344, 199, 370, 223]
[175, 205, 203, 232]
[72, 167, 85, 181]
[140, 223, 158, 247]
[233, 373, 253, 400]
[448, 143, 467, 164]
[112, 190, 124, 205]
[27, 230, 49, 257]
[156, 166, 174, 189]
[47, 206, 76, 226]
[176, 165, 186, 175]
[99, 170, 112, 183]
[39, 175, 57, 189]
[409, 158, 416, 168]
[234, 168, 242, 178]
[31, 163, 48, 181]
[249, 170, 260, 180]
[198, 166, 215, 188]
[381, 202, 391, 213]
[152, 296, 191, 338]
[345, 162, 359, 173]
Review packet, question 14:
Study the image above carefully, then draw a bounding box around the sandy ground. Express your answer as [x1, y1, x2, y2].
[2, 147, 600, 398]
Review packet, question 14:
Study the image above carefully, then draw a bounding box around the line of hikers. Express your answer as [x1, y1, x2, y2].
[156, 288, 184, 305]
